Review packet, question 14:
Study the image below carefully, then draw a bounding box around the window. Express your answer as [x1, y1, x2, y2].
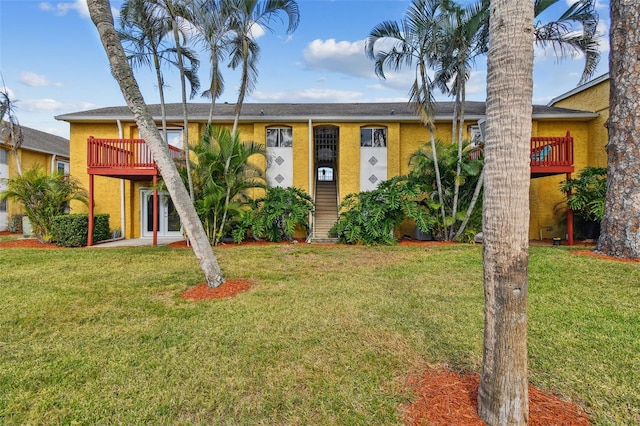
[468, 125, 483, 146]
[266, 127, 292, 147]
[164, 129, 183, 149]
[0, 200, 6, 213]
[57, 160, 70, 174]
[0, 148, 7, 165]
[360, 127, 387, 147]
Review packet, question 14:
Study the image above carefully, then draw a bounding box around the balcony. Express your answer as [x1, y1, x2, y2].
[469, 131, 574, 177]
[87, 137, 183, 181]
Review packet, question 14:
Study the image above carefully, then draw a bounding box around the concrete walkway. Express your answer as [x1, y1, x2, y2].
[88, 237, 184, 248]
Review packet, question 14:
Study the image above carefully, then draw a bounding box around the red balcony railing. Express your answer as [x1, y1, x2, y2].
[468, 131, 573, 173]
[87, 137, 183, 176]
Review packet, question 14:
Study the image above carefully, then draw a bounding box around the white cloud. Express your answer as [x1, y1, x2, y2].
[252, 88, 364, 103]
[40, 0, 89, 18]
[19, 72, 63, 88]
[303, 39, 375, 79]
[20, 98, 66, 112]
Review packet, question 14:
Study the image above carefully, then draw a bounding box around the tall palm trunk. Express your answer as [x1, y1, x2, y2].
[417, 60, 447, 234]
[596, 1, 640, 259]
[477, 0, 533, 424]
[450, 78, 466, 240]
[167, 3, 195, 201]
[87, 0, 225, 288]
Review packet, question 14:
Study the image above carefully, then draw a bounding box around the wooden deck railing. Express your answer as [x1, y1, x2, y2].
[468, 131, 574, 169]
[87, 137, 183, 170]
[530, 131, 573, 168]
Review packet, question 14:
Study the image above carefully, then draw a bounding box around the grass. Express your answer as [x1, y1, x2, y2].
[0, 243, 638, 425]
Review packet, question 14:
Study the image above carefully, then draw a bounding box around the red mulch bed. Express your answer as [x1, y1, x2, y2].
[404, 370, 590, 425]
[180, 279, 252, 301]
[0, 234, 59, 249]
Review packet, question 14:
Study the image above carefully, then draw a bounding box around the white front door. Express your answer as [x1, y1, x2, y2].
[141, 190, 182, 237]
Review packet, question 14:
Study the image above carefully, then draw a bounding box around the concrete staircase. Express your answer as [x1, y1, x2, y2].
[310, 181, 339, 243]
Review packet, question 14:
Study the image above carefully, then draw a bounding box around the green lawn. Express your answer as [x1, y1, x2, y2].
[0, 243, 638, 425]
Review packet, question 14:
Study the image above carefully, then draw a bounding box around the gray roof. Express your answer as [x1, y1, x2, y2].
[16, 126, 69, 158]
[55, 101, 598, 124]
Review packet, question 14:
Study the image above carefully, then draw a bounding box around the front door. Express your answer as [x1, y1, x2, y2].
[141, 190, 182, 237]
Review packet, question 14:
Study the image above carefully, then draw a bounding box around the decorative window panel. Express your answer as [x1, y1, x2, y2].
[266, 127, 293, 187]
[360, 127, 387, 191]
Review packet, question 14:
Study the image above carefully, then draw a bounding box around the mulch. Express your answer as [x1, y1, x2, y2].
[404, 369, 589, 425]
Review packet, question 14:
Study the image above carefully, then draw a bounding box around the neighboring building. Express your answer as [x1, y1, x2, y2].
[56, 100, 600, 244]
[549, 72, 610, 168]
[0, 126, 70, 231]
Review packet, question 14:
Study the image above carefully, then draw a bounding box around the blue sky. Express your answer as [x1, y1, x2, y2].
[0, 0, 610, 139]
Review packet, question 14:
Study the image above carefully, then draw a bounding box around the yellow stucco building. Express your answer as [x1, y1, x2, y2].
[56, 91, 606, 243]
[0, 126, 70, 231]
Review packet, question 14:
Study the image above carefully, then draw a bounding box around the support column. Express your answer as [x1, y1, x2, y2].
[88, 174, 94, 247]
[566, 172, 574, 246]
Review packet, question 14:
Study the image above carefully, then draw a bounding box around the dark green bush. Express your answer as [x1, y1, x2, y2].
[51, 214, 110, 247]
[232, 187, 314, 243]
[331, 177, 436, 245]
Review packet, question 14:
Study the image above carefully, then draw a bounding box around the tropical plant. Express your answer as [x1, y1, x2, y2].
[331, 176, 436, 245]
[226, 0, 300, 136]
[408, 138, 483, 240]
[558, 166, 606, 239]
[233, 186, 314, 243]
[0, 87, 24, 176]
[119, 0, 201, 200]
[0, 166, 88, 243]
[88, 0, 225, 288]
[183, 124, 266, 245]
[192, 0, 233, 125]
[560, 166, 606, 222]
[365, 0, 458, 234]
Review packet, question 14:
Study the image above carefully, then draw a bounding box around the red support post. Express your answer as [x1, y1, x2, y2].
[88, 174, 94, 247]
[566, 172, 574, 246]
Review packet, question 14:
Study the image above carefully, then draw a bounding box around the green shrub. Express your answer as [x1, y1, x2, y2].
[233, 187, 314, 243]
[331, 177, 436, 245]
[0, 166, 88, 242]
[51, 214, 110, 247]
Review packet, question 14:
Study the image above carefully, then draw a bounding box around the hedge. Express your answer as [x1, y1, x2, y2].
[51, 214, 111, 247]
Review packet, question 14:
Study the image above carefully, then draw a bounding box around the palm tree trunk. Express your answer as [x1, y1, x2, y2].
[170, 19, 195, 201]
[450, 80, 466, 240]
[477, 0, 533, 424]
[87, 0, 224, 288]
[596, 1, 640, 259]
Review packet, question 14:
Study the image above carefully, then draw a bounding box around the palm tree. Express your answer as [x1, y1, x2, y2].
[430, 0, 486, 239]
[533, 0, 600, 85]
[0, 88, 24, 176]
[119, 0, 174, 142]
[596, 1, 640, 259]
[192, 0, 233, 125]
[365, 0, 448, 234]
[477, 0, 534, 423]
[87, 0, 225, 288]
[225, 0, 300, 137]
[474, 0, 600, 85]
[186, 124, 266, 245]
[0, 166, 88, 243]
[126, 0, 201, 200]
